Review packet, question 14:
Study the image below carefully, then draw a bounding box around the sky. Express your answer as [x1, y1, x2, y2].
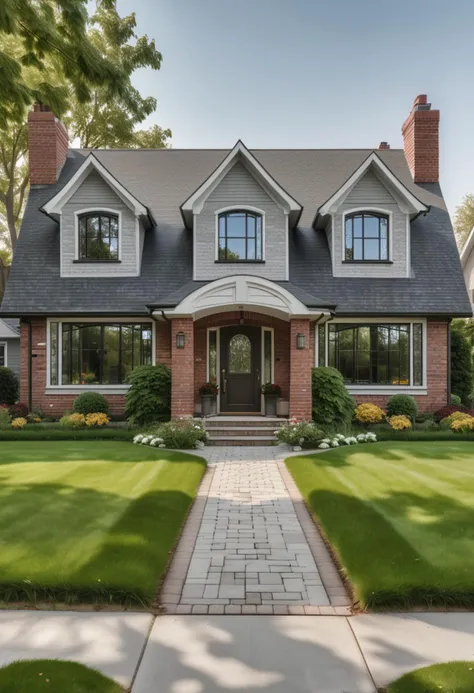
[123, 0, 474, 216]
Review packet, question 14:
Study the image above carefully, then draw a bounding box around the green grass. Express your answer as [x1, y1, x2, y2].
[0, 441, 206, 605]
[386, 662, 474, 692]
[286, 442, 474, 609]
[0, 660, 123, 692]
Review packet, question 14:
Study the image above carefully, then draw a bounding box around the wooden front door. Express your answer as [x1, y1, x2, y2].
[220, 326, 261, 412]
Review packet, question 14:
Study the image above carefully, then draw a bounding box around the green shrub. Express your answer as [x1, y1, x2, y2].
[73, 391, 109, 415]
[59, 413, 87, 428]
[0, 367, 19, 406]
[125, 364, 171, 425]
[0, 427, 134, 441]
[0, 406, 11, 429]
[311, 367, 355, 434]
[144, 418, 206, 449]
[451, 393, 462, 406]
[276, 420, 325, 447]
[451, 322, 473, 405]
[386, 394, 418, 419]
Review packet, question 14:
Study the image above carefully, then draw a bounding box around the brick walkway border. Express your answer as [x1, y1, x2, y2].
[161, 447, 352, 615]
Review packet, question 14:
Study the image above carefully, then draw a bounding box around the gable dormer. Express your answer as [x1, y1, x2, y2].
[315, 152, 428, 279]
[181, 141, 302, 282]
[42, 155, 150, 278]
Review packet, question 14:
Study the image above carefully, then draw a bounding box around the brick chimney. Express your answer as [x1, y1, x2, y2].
[378, 141, 390, 150]
[28, 103, 69, 185]
[402, 94, 440, 183]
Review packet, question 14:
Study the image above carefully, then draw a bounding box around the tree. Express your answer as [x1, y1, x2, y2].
[0, 2, 170, 253]
[454, 194, 474, 249]
[450, 321, 473, 406]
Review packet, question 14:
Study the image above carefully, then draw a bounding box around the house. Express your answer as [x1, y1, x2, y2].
[1, 95, 471, 421]
[460, 227, 474, 313]
[0, 319, 20, 378]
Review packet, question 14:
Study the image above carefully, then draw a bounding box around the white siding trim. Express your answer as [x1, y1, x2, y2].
[285, 213, 289, 280]
[0, 342, 7, 367]
[193, 213, 197, 281]
[406, 215, 411, 277]
[214, 206, 266, 262]
[261, 327, 275, 413]
[341, 207, 394, 262]
[73, 208, 123, 261]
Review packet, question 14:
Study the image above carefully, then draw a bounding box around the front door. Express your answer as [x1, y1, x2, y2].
[220, 326, 261, 412]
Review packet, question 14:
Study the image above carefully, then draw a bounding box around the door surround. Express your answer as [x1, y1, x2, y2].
[207, 325, 274, 414]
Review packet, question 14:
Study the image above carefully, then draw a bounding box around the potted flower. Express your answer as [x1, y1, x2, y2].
[199, 382, 218, 417]
[261, 383, 281, 417]
[81, 372, 97, 385]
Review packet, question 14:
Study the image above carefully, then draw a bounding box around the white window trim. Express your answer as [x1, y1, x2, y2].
[315, 317, 428, 394]
[74, 208, 123, 262]
[46, 317, 156, 391]
[214, 206, 266, 263]
[206, 327, 221, 412]
[0, 342, 7, 368]
[341, 208, 393, 263]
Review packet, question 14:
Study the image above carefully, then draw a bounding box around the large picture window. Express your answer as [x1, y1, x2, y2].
[218, 211, 263, 262]
[344, 212, 388, 261]
[78, 212, 119, 261]
[50, 322, 152, 385]
[318, 322, 424, 386]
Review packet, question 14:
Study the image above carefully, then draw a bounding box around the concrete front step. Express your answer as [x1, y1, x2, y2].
[204, 417, 285, 428]
[206, 435, 277, 447]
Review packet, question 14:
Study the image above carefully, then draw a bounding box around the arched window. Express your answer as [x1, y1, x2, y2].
[218, 210, 263, 262]
[78, 212, 119, 261]
[344, 212, 389, 261]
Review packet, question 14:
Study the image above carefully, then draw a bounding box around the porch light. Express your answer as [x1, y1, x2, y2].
[176, 332, 185, 349]
[296, 333, 306, 349]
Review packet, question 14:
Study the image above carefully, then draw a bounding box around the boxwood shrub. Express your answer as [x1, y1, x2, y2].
[312, 367, 354, 434]
[73, 391, 109, 415]
[387, 394, 418, 419]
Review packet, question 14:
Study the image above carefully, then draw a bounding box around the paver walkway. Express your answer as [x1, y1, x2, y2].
[162, 446, 349, 614]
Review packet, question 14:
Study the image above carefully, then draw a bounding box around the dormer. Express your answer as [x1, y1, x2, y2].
[42, 154, 151, 278]
[181, 141, 302, 281]
[314, 152, 428, 278]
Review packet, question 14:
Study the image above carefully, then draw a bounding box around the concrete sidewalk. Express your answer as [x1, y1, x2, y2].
[1, 610, 474, 691]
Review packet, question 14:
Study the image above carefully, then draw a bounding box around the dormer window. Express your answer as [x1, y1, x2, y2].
[344, 212, 389, 262]
[78, 212, 119, 262]
[217, 210, 263, 262]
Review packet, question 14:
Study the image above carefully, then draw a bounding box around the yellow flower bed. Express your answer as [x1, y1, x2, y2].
[355, 403, 385, 424]
[450, 415, 474, 432]
[11, 417, 27, 429]
[85, 413, 110, 427]
[388, 415, 412, 430]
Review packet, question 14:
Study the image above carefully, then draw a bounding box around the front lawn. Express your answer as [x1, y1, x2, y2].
[386, 662, 474, 693]
[0, 660, 122, 693]
[286, 442, 474, 609]
[0, 441, 205, 605]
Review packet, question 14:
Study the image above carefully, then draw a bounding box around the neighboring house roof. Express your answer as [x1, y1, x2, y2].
[0, 318, 20, 338]
[1, 147, 471, 317]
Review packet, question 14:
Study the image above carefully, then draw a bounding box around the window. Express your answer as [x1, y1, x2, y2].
[0, 343, 5, 367]
[208, 330, 217, 382]
[51, 322, 152, 385]
[320, 322, 424, 386]
[263, 330, 272, 384]
[228, 334, 252, 373]
[78, 212, 119, 261]
[344, 212, 388, 261]
[218, 211, 262, 261]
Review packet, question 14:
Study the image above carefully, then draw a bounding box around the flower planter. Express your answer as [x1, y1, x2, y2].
[264, 394, 278, 417]
[201, 394, 217, 417]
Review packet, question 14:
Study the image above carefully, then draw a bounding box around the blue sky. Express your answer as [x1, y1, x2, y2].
[120, 0, 474, 216]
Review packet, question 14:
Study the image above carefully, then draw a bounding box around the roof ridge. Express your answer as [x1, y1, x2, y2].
[71, 147, 405, 153]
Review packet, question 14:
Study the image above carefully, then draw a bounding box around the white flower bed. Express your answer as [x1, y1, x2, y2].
[318, 431, 377, 449]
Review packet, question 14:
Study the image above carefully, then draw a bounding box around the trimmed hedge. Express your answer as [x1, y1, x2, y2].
[387, 394, 418, 419]
[0, 428, 135, 441]
[73, 391, 109, 415]
[374, 429, 474, 442]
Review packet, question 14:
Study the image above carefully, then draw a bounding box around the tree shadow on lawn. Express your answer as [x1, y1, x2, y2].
[0, 480, 196, 606]
[305, 485, 474, 610]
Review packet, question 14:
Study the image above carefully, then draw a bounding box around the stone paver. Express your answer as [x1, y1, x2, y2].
[162, 446, 346, 613]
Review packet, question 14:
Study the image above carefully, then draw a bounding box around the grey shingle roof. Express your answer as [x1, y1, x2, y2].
[1, 147, 471, 317]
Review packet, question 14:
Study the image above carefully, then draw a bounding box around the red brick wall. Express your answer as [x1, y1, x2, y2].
[402, 94, 440, 184]
[171, 317, 194, 417]
[193, 312, 290, 407]
[28, 105, 68, 185]
[289, 319, 312, 420]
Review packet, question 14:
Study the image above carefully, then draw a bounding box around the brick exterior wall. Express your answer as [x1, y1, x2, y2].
[193, 311, 290, 407]
[289, 319, 312, 420]
[171, 317, 195, 418]
[28, 104, 69, 185]
[402, 94, 440, 184]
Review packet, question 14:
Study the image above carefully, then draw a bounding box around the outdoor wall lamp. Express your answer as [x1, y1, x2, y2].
[296, 333, 306, 349]
[176, 332, 185, 349]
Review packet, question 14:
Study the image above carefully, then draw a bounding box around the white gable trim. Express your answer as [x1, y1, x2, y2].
[318, 152, 428, 217]
[154, 275, 331, 322]
[460, 226, 474, 268]
[181, 141, 302, 218]
[42, 154, 147, 217]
